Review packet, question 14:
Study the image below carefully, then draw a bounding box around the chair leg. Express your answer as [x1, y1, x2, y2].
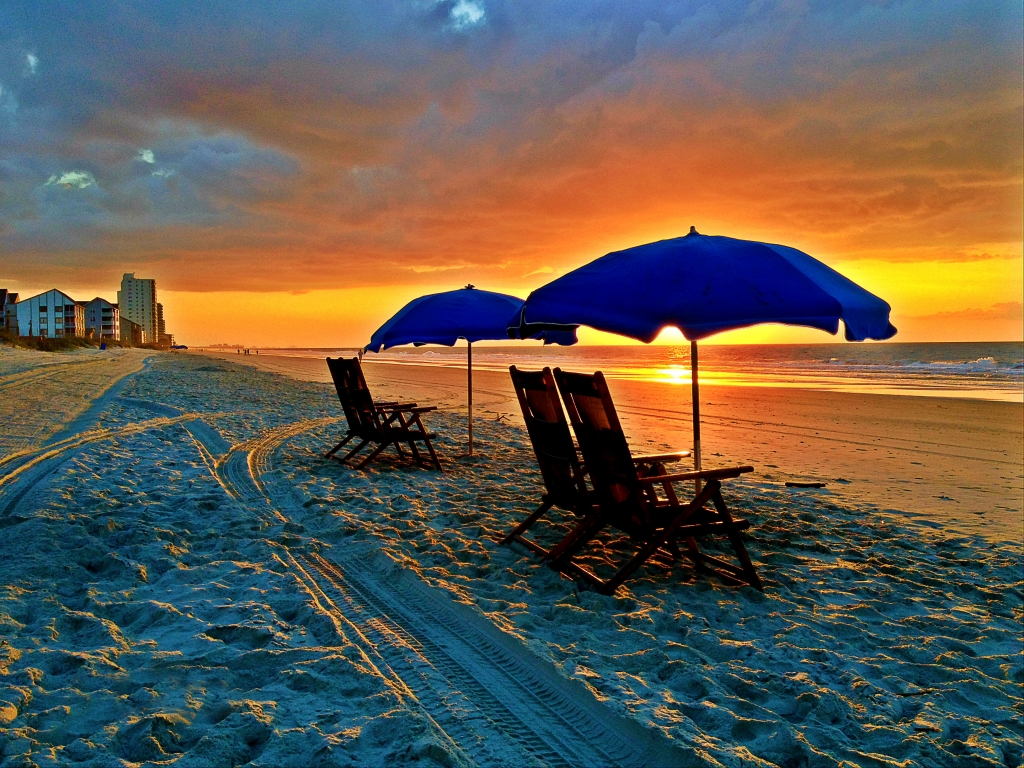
[501, 500, 552, 546]
[354, 441, 390, 470]
[599, 481, 719, 595]
[337, 439, 370, 465]
[325, 434, 354, 458]
[392, 413, 420, 464]
[547, 513, 605, 565]
[423, 436, 442, 470]
[409, 415, 442, 470]
[404, 441, 422, 466]
[711, 489, 763, 591]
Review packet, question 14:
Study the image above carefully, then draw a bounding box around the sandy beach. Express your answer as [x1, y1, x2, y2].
[0, 348, 1020, 767]
[204, 350, 1023, 543]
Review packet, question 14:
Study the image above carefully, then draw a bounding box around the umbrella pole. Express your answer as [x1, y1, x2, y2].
[467, 341, 473, 456]
[690, 340, 702, 493]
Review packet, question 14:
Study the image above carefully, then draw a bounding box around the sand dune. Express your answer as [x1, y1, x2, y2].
[0, 350, 1020, 767]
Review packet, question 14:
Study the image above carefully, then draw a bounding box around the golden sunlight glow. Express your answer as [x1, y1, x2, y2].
[834, 257, 1023, 317]
[14, 247, 1022, 348]
[655, 365, 692, 385]
[159, 285, 467, 347]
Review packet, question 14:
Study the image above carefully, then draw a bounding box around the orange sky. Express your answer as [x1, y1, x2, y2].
[2, 2, 1021, 346]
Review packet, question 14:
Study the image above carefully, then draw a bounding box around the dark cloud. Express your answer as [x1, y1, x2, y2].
[0, 0, 1020, 291]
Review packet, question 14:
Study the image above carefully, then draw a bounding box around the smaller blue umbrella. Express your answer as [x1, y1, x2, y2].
[367, 285, 576, 454]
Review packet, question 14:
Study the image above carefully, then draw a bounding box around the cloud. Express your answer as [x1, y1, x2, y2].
[449, 0, 485, 30]
[907, 302, 1023, 323]
[0, 82, 14, 114]
[410, 262, 472, 273]
[0, 0, 1018, 298]
[895, 302, 1023, 342]
[24, 53, 37, 75]
[45, 170, 96, 189]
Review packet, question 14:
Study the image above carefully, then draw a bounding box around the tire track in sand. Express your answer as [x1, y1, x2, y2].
[182, 418, 488, 764]
[0, 356, 105, 390]
[0, 352, 149, 458]
[217, 418, 691, 768]
[0, 413, 215, 518]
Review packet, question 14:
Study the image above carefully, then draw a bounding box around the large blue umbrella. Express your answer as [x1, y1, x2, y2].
[367, 284, 576, 455]
[513, 228, 896, 476]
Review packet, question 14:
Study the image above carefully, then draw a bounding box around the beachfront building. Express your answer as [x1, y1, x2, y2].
[0, 290, 18, 334]
[120, 317, 146, 345]
[117, 273, 158, 343]
[84, 297, 120, 341]
[156, 302, 170, 346]
[16, 289, 85, 338]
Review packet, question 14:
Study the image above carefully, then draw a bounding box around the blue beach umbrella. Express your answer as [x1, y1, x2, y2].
[367, 285, 576, 455]
[513, 227, 896, 475]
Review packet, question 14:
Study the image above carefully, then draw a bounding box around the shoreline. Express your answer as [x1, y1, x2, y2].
[196, 349, 1024, 543]
[195, 343, 1024, 404]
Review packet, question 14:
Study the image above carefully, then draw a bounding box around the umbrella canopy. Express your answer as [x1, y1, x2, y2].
[514, 228, 896, 343]
[368, 286, 528, 352]
[513, 228, 896, 483]
[365, 285, 576, 455]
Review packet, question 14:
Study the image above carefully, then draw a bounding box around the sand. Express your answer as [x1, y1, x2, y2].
[203, 351, 1024, 543]
[0, 347, 150, 459]
[0, 348, 1020, 767]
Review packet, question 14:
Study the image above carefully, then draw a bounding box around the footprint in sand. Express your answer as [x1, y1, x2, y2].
[203, 624, 275, 649]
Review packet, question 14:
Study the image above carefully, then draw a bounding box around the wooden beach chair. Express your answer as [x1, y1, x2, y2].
[502, 366, 691, 561]
[551, 369, 762, 594]
[500, 366, 593, 556]
[324, 357, 442, 470]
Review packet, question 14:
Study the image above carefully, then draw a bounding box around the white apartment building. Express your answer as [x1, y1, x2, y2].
[117, 273, 158, 343]
[16, 289, 85, 338]
[0, 290, 18, 334]
[84, 297, 120, 340]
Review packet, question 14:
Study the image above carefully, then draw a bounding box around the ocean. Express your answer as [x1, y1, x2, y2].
[228, 342, 1024, 403]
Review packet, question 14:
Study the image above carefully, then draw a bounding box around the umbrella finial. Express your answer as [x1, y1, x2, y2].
[465, 283, 475, 290]
[688, 226, 699, 235]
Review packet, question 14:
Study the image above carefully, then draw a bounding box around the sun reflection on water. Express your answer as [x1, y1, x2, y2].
[655, 366, 692, 385]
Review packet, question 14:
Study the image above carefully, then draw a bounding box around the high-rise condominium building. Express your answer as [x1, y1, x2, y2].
[157, 302, 166, 343]
[117, 273, 157, 343]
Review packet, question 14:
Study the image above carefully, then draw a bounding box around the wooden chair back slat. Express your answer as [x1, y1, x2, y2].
[554, 369, 651, 534]
[327, 357, 382, 438]
[509, 366, 588, 511]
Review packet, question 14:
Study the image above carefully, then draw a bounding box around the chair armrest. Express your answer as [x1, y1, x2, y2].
[375, 401, 417, 409]
[406, 406, 437, 414]
[633, 451, 691, 464]
[640, 465, 754, 484]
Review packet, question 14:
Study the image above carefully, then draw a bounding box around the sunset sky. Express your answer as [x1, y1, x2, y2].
[1, 1, 1021, 346]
